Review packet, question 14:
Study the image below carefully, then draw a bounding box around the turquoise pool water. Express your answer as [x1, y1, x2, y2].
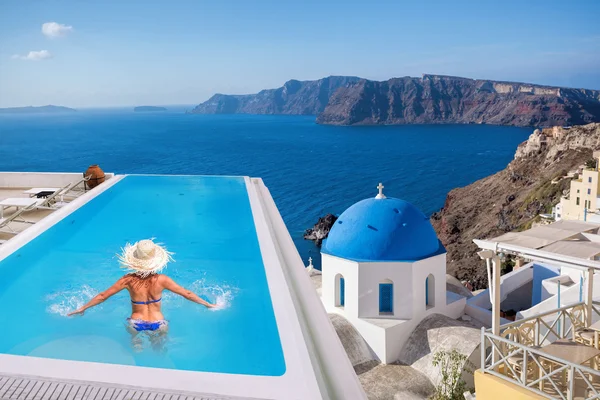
[0, 175, 286, 376]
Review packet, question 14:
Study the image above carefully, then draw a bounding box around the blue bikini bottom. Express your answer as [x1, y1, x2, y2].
[127, 318, 168, 332]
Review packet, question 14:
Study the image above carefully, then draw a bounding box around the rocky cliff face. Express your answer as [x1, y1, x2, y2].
[317, 75, 600, 127]
[431, 123, 600, 289]
[190, 76, 360, 115]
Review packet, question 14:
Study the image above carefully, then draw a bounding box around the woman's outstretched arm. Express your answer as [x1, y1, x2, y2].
[68, 277, 127, 316]
[161, 275, 215, 308]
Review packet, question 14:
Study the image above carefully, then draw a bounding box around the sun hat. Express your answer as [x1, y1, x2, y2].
[118, 239, 174, 277]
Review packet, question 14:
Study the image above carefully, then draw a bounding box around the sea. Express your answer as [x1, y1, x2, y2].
[0, 107, 531, 269]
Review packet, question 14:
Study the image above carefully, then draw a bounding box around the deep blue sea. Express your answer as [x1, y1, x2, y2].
[0, 107, 531, 269]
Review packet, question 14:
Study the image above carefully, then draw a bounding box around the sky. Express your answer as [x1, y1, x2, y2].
[1, 0, 599, 108]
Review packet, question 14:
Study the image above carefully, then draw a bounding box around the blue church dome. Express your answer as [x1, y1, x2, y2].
[322, 196, 444, 262]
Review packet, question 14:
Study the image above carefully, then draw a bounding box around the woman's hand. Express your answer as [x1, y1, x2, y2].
[67, 308, 85, 317]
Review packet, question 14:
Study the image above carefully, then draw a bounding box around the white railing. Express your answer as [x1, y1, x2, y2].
[481, 329, 600, 399]
[496, 302, 592, 346]
[479, 302, 600, 399]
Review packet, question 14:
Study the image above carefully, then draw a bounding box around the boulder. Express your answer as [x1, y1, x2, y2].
[304, 213, 338, 247]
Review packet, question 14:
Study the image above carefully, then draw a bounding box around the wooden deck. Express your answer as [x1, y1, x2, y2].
[0, 374, 253, 400]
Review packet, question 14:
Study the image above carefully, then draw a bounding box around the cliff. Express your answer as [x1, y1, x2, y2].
[190, 76, 360, 115]
[316, 75, 600, 127]
[0, 105, 76, 114]
[431, 123, 600, 288]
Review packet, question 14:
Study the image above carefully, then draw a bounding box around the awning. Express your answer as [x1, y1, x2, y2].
[474, 220, 600, 271]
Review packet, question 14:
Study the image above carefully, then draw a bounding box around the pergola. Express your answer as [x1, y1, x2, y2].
[473, 219, 600, 336]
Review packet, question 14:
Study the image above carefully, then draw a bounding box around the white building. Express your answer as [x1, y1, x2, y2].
[320, 184, 466, 364]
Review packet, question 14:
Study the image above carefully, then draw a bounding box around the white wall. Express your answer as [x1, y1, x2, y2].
[357, 261, 413, 319]
[561, 266, 584, 284]
[0, 172, 114, 188]
[518, 272, 599, 320]
[412, 253, 447, 316]
[321, 254, 359, 318]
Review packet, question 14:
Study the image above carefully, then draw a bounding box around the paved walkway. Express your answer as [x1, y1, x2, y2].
[0, 375, 249, 400]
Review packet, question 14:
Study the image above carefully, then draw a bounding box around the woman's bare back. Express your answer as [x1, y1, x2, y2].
[67, 272, 216, 319]
[124, 274, 166, 321]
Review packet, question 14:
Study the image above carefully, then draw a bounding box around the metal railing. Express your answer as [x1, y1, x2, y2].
[479, 301, 600, 399]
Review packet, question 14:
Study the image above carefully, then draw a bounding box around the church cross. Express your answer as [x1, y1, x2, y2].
[376, 182, 386, 199]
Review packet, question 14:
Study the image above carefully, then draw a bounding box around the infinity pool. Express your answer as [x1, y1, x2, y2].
[0, 175, 286, 376]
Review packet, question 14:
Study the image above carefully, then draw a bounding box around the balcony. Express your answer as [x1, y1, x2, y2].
[477, 301, 600, 399]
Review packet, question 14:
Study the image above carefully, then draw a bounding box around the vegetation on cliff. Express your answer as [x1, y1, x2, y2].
[431, 123, 600, 289]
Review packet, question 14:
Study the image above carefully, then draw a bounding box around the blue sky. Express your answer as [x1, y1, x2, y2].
[1, 0, 599, 107]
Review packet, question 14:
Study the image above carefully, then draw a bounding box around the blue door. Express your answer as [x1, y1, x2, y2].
[379, 283, 393, 313]
[340, 277, 345, 306]
[426, 277, 429, 306]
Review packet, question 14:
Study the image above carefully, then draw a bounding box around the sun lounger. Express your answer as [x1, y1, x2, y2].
[0, 198, 38, 218]
[0, 176, 93, 217]
[58, 175, 91, 200]
[23, 188, 61, 197]
[31, 175, 92, 209]
[0, 204, 36, 234]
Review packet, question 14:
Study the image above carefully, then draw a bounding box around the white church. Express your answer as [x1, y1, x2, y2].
[318, 184, 466, 363]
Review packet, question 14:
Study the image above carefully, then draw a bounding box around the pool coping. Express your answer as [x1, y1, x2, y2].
[0, 174, 364, 399]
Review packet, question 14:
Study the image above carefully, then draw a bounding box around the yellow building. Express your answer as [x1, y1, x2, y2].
[558, 151, 600, 222]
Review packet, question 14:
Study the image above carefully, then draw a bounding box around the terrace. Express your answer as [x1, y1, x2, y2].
[0, 172, 111, 242]
[474, 220, 600, 399]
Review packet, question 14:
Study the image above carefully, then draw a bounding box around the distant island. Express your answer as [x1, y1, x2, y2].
[0, 105, 76, 114]
[191, 74, 600, 128]
[190, 76, 360, 116]
[134, 106, 167, 112]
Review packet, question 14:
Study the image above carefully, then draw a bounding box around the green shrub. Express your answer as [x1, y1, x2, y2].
[430, 349, 475, 400]
[585, 159, 597, 170]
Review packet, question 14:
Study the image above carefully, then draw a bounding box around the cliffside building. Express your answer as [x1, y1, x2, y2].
[558, 151, 600, 222]
[319, 184, 466, 363]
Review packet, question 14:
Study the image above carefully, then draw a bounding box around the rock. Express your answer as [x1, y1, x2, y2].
[190, 76, 360, 115]
[317, 75, 600, 127]
[191, 75, 600, 127]
[430, 123, 600, 289]
[304, 213, 338, 247]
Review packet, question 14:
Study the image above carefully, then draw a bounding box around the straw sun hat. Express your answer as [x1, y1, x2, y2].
[118, 239, 174, 277]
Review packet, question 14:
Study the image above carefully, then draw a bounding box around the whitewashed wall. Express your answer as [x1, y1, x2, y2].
[322, 250, 467, 364]
[412, 253, 447, 316]
[357, 261, 413, 319]
[321, 254, 359, 317]
[0, 172, 114, 188]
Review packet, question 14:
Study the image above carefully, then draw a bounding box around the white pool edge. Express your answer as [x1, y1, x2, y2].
[251, 178, 367, 400]
[0, 174, 364, 399]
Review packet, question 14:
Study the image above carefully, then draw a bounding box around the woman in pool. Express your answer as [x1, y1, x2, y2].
[68, 239, 215, 348]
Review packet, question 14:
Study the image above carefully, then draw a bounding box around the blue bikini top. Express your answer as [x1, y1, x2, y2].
[131, 297, 162, 305]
